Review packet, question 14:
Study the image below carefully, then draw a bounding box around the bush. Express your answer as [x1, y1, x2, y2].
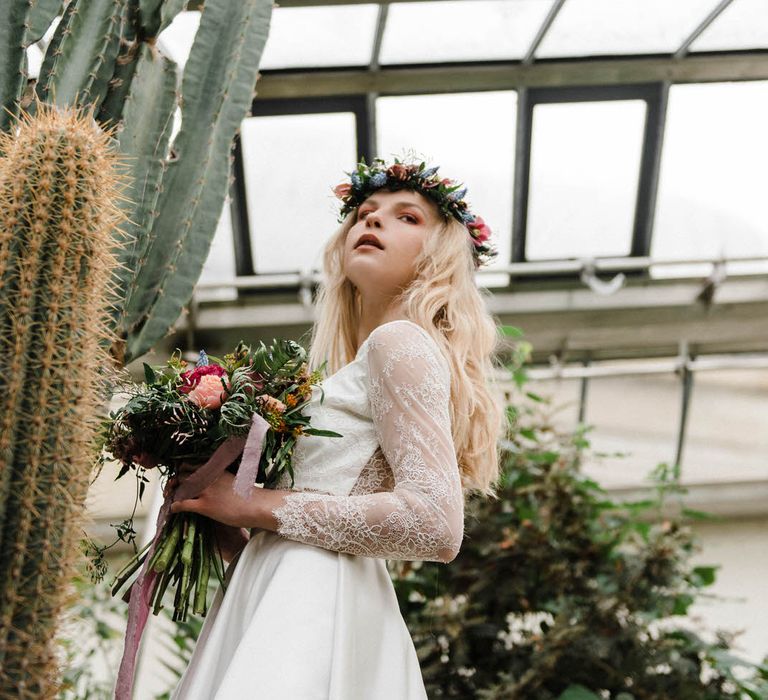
[389, 356, 768, 699]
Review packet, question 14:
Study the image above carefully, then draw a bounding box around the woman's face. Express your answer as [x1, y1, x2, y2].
[343, 188, 442, 301]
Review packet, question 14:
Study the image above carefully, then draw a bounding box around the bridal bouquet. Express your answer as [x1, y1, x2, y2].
[106, 339, 341, 697]
[103, 339, 339, 622]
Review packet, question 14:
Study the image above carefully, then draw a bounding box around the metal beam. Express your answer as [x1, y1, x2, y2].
[253, 53, 768, 99]
[522, 0, 567, 65]
[675, 0, 736, 60]
[167, 275, 768, 363]
[229, 135, 256, 276]
[631, 81, 668, 258]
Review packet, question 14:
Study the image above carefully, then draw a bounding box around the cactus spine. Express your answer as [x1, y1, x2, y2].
[0, 102, 126, 698]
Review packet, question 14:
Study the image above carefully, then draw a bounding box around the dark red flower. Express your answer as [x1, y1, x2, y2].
[387, 163, 409, 181]
[178, 364, 227, 394]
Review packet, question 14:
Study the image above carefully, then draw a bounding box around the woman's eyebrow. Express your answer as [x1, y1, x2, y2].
[361, 199, 427, 215]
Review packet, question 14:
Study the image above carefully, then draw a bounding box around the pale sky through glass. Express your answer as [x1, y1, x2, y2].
[651, 80, 768, 277]
[526, 99, 646, 260]
[240, 113, 357, 274]
[377, 91, 516, 286]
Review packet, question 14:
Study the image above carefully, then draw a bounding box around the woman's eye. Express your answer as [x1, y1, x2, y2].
[358, 210, 416, 222]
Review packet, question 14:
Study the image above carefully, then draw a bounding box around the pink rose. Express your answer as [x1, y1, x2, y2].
[188, 374, 230, 409]
[333, 182, 352, 198]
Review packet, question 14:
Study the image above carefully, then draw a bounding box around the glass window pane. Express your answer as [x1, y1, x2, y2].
[683, 368, 768, 483]
[260, 5, 379, 69]
[526, 99, 646, 260]
[196, 198, 238, 302]
[651, 81, 768, 278]
[241, 112, 358, 273]
[537, 0, 716, 58]
[157, 11, 201, 71]
[377, 91, 517, 286]
[380, 0, 552, 65]
[579, 372, 682, 489]
[526, 369, 680, 489]
[690, 0, 768, 52]
[535, 365, 768, 489]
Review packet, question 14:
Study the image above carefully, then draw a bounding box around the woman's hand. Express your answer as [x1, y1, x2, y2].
[163, 472, 251, 562]
[210, 521, 251, 564]
[167, 469, 291, 531]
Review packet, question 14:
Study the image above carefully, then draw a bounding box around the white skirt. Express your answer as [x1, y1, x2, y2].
[169, 529, 428, 699]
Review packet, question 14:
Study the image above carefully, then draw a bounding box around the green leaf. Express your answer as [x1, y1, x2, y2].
[303, 428, 343, 438]
[557, 685, 602, 700]
[692, 565, 719, 587]
[144, 362, 157, 385]
[682, 507, 721, 522]
[498, 324, 524, 338]
[672, 593, 695, 615]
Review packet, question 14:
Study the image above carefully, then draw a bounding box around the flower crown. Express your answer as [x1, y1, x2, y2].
[332, 156, 498, 268]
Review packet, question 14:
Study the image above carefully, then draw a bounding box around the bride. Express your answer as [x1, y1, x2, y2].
[166, 156, 504, 699]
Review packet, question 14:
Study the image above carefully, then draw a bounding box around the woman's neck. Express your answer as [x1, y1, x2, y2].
[356, 298, 408, 348]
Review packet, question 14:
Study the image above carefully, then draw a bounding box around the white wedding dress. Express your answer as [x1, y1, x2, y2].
[169, 319, 465, 699]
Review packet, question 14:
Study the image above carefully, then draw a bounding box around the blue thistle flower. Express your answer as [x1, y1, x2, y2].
[196, 349, 209, 367]
[421, 166, 439, 178]
[351, 173, 363, 189]
[447, 187, 467, 202]
[370, 172, 387, 188]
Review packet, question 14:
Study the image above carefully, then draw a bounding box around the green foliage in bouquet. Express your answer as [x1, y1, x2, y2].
[1, 0, 274, 365]
[100, 339, 331, 490]
[99, 339, 339, 623]
[0, 102, 126, 698]
[390, 332, 768, 700]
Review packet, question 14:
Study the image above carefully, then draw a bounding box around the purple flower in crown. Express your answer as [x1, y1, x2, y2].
[370, 172, 387, 188]
[447, 187, 467, 202]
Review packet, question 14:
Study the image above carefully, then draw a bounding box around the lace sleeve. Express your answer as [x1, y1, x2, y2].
[270, 321, 464, 563]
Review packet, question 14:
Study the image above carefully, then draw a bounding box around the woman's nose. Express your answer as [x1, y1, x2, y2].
[365, 212, 382, 227]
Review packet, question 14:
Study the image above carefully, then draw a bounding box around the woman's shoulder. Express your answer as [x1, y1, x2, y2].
[360, 319, 450, 376]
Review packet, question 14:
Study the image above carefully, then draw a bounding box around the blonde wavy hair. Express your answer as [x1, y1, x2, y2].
[306, 200, 506, 499]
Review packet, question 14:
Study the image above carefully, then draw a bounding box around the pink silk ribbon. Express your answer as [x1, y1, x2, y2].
[114, 412, 271, 700]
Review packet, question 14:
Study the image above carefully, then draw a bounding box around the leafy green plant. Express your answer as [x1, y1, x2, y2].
[58, 567, 127, 700]
[389, 338, 768, 699]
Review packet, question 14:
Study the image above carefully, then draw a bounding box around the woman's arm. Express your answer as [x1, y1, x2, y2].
[265, 321, 464, 563]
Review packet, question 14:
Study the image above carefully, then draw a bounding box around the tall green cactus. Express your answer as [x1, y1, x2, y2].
[4, 0, 273, 365]
[0, 101, 126, 698]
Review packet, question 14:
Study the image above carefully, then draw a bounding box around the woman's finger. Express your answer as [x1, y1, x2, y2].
[171, 497, 199, 514]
